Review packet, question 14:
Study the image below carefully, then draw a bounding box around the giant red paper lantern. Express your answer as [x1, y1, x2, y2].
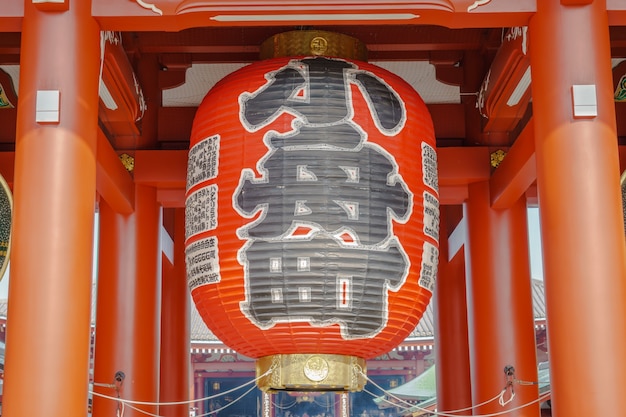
[186, 32, 439, 391]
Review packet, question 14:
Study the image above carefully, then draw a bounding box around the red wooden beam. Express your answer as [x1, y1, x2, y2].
[608, 0, 626, 25]
[17, 142, 626, 212]
[157, 188, 186, 208]
[429, 104, 466, 139]
[92, 140, 626, 213]
[156, 103, 467, 145]
[489, 119, 536, 209]
[99, 32, 143, 139]
[133, 147, 492, 207]
[489, 123, 626, 209]
[438, 147, 491, 205]
[91, 0, 535, 30]
[478, 27, 531, 136]
[438, 147, 491, 186]
[0, 134, 135, 214]
[96, 129, 134, 214]
[134, 149, 187, 188]
[0, 2, 22, 31]
[439, 185, 469, 205]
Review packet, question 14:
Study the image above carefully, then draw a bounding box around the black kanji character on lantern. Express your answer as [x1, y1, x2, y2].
[235, 146, 410, 246]
[236, 56, 413, 339]
[239, 235, 408, 338]
[239, 57, 406, 149]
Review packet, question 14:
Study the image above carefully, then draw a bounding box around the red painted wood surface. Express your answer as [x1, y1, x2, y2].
[464, 182, 539, 417]
[159, 208, 191, 417]
[2, 2, 100, 417]
[530, 1, 626, 416]
[93, 186, 162, 417]
[434, 209, 471, 416]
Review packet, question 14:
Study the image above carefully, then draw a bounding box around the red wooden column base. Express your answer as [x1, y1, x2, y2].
[159, 208, 190, 417]
[434, 208, 471, 415]
[464, 182, 539, 417]
[3, 2, 100, 417]
[529, 2, 626, 416]
[93, 198, 133, 417]
[93, 186, 162, 417]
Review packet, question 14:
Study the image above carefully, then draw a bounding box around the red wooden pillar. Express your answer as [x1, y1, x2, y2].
[529, 2, 626, 416]
[194, 375, 205, 416]
[160, 208, 190, 417]
[464, 182, 538, 416]
[92, 186, 162, 417]
[2, 2, 99, 417]
[93, 198, 130, 417]
[434, 210, 471, 415]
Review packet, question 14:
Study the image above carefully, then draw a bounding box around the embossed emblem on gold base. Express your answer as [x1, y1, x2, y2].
[256, 354, 367, 392]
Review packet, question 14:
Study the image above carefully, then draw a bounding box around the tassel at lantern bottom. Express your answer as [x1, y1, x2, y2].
[256, 354, 367, 392]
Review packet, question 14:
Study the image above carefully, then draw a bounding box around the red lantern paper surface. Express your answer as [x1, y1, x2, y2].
[185, 56, 439, 359]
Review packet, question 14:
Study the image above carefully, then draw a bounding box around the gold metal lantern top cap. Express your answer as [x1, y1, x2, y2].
[259, 30, 368, 61]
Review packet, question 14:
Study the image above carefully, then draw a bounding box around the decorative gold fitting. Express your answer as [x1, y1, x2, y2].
[256, 353, 367, 392]
[490, 149, 507, 168]
[259, 30, 368, 61]
[119, 153, 135, 172]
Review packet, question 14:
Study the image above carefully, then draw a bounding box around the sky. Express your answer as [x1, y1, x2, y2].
[527, 207, 544, 280]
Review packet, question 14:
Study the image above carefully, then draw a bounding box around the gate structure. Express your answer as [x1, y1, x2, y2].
[0, 2, 625, 417]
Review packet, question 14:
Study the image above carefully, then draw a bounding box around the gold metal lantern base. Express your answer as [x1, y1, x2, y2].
[256, 354, 367, 392]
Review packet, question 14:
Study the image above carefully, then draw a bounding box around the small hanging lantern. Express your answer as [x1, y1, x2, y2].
[185, 30, 439, 392]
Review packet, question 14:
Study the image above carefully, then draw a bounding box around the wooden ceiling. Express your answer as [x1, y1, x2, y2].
[123, 25, 502, 150]
[1, 25, 625, 152]
[0, 2, 626, 157]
